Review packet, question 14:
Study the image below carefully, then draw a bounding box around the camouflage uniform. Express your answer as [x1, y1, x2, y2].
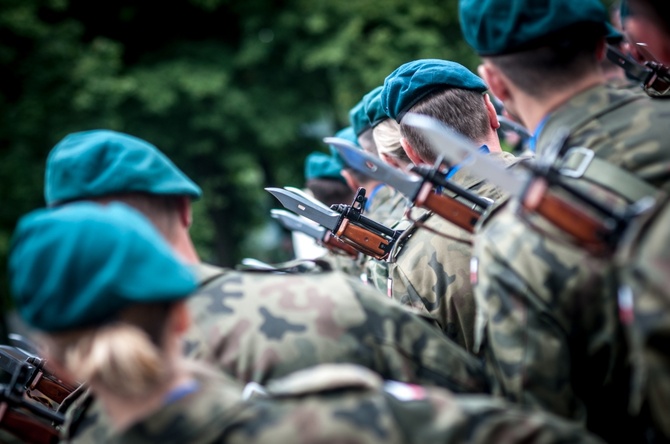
[363, 189, 409, 287]
[79, 364, 604, 444]
[472, 83, 670, 442]
[384, 151, 518, 353]
[615, 194, 670, 441]
[183, 263, 487, 392]
[365, 185, 408, 228]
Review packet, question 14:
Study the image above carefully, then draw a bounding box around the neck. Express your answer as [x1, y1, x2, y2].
[169, 230, 200, 264]
[95, 363, 193, 431]
[478, 131, 503, 153]
[516, 72, 605, 134]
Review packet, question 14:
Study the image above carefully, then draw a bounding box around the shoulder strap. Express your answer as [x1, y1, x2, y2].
[538, 90, 656, 202]
[559, 147, 657, 203]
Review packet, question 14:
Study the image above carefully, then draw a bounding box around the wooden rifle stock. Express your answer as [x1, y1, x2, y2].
[29, 370, 77, 404]
[524, 180, 610, 252]
[0, 403, 59, 444]
[415, 182, 480, 233]
[336, 219, 392, 260]
[322, 231, 360, 258]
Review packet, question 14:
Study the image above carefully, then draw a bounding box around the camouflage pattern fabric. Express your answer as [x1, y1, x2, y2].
[472, 83, 670, 442]
[183, 263, 488, 393]
[615, 193, 670, 441]
[387, 151, 518, 353]
[365, 185, 408, 228]
[102, 364, 604, 444]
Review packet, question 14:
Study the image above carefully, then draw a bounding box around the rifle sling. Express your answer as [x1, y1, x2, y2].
[538, 89, 657, 203]
[559, 150, 657, 203]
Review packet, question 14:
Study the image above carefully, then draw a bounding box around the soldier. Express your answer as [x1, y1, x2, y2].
[349, 90, 408, 227]
[615, 195, 670, 442]
[291, 149, 351, 260]
[8, 202, 607, 444]
[43, 129, 492, 439]
[459, 0, 670, 440]
[378, 59, 519, 352]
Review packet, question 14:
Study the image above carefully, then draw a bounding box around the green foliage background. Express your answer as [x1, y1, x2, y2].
[0, 0, 616, 314]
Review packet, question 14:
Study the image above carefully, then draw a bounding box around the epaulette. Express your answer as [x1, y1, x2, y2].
[264, 364, 382, 397]
[235, 258, 333, 274]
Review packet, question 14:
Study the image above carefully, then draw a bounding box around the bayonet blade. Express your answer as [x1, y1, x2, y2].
[283, 186, 335, 211]
[325, 137, 424, 199]
[271, 209, 327, 241]
[403, 113, 529, 198]
[266, 188, 341, 232]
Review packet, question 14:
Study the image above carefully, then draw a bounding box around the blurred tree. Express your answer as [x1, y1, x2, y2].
[0, 0, 478, 311]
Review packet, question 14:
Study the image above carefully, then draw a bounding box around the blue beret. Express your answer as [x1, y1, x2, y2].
[9, 202, 198, 332]
[459, 0, 610, 56]
[305, 152, 346, 182]
[348, 96, 370, 137]
[45, 130, 202, 206]
[363, 86, 387, 129]
[327, 127, 362, 166]
[381, 59, 488, 122]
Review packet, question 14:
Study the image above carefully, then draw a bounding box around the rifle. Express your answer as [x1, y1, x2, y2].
[404, 113, 651, 254]
[328, 137, 491, 233]
[0, 345, 78, 406]
[271, 209, 360, 258]
[0, 361, 64, 444]
[267, 187, 403, 260]
[606, 44, 670, 97]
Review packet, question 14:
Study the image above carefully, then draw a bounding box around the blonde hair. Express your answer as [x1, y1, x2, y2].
[42, 303, 174, 399]
[373, 119, 411, 164]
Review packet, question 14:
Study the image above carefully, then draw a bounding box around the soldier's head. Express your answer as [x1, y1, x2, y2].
[9, 202, 196, 398]
[304, 150, 354, 206]
[459, 0, 612, 128]
[373, 119, 411, 170]
[381, 59, 500, 166]
[44, 130, 201, 260]
[625, 0, 670, 64]
[350, 87, 384, 157]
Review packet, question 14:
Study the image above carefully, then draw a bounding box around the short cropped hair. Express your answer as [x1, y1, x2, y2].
[400, 87, 491, 163]
[486, 23, 603, 99]
[306, 178, 354, 206]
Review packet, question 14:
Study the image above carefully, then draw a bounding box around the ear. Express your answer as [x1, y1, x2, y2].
[176, 197, 192, 229]
[170, 301, 191, 335]
[478, 62, 511, 103]
[400, 137, 425, 166]
[380, 152, 402, 169]
[340, 169, 359, 192]
[483, 94, 501, 130]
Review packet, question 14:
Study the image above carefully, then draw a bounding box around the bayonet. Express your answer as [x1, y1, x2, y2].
[271, 209, 359, 257]
[328, 137, 487, 233]
[404, 113, 627, 252]
[266, 187, 400, 260]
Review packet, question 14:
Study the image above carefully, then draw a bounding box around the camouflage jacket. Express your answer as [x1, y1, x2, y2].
[385, 151, 518, 353]
[365, 184, 409, 228]
[182, 263, 488, 393]
[615, 193, 670, 442]
[472, 83, 670, 442]
[106, 364, 603, 444]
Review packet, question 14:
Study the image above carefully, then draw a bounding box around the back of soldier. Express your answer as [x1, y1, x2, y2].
[472, 83, 670, 442]
[182, 266, 488, 393]
[110, 364, 604, 444]
[615, 193, 670, 441]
